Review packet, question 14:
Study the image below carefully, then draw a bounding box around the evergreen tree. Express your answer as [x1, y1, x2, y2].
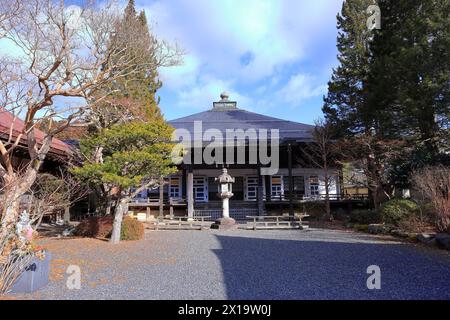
[323, 0, 375, 136]
[369, 0, 450, 185]
[89, 0, 163, 126]
[323, 0, 393, 209]
[323, 0, 449, 205]
[372, 0, 449, 145]
[73, 119, 176, 244]
[82, 0, 172, 217]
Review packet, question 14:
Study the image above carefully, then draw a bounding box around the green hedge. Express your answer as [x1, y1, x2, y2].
[380, 199, 418, 226]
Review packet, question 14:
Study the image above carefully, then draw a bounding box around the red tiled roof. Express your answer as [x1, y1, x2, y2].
[0, 108, 71, 155]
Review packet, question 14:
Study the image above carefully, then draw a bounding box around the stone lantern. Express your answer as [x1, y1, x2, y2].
[211, 168, 237, 229]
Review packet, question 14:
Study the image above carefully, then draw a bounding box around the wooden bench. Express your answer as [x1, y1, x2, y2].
[151, 216, 212, 231]
[245, 215, 309, 230]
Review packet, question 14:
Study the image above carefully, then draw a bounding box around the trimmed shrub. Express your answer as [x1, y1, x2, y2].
[354, 224, 369, 232]
[75, 216, 144, 241]
[120, 216, 144, 241]
[380, 199, 418, 226]
[349, 209, 381, 224]
[75, 216, 113, 238]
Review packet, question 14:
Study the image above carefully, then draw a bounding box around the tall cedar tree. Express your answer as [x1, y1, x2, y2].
[323, 0, 374, 136]
[84, 0, 168, 216]
[89, 0, 163, 129]
[323, 0, 393, 209]
[369, 0, 450, 187]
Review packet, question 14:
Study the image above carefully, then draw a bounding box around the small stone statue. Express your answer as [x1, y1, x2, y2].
[16, 210, 33, 243]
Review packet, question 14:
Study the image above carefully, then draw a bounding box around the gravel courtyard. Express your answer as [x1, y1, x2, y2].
[8, 228, 450, 300]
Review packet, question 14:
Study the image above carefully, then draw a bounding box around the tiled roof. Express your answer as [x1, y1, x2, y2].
[169, 107, 314, 142]
[0, 108, 71, 155]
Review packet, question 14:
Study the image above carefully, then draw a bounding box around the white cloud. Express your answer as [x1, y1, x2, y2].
[276, 73, 327, 105]
[175, 75, 254, 111]
[136, 0, 342, 114]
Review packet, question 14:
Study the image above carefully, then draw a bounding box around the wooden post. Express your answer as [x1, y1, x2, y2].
[187, 167, 194, 220]
[146, 207, 151, 221]
[288, 143, 294, 217]
[159, 177, 164, 218]
[257, 167, 265, 216]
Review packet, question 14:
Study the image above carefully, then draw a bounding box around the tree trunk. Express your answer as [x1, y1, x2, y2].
[324, 174, 332, 221]
[1, 134, 51, 240]
[1, 169, 39, 238]
[105, 193, 112, 216]
[0, 188, 22, 242]
[371, 185, 383, 211]
[110, 200, 129, 244]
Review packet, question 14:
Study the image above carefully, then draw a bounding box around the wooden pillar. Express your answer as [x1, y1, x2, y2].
[257, 167, 265, 216]
[187, 167, 194, 219]
[159, 177, 164, 218]
[288, 143, 294, 217]
[182, 167, 187, 200]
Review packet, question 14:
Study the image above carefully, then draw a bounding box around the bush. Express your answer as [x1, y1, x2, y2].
[120, 216, 144, 241]
[75, 216, 144, 241]
[354, 224, 369, 232]
[334, 208, 349, 221]
[301, 201, 327, 219]
[75, 216, 114, 238]
[350, 209, 381, 224]
[411, 165, 450, 232]
[380, 199, 418, 226]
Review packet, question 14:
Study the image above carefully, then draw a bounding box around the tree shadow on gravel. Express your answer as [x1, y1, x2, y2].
[212, 235, 450, 300]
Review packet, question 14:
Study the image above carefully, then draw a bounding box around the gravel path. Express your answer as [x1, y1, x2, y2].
[8, 228, 450, 300]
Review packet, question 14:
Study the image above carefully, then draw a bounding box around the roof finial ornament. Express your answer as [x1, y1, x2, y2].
[213, 92, 237, 110]
[220, 92, 229, 101]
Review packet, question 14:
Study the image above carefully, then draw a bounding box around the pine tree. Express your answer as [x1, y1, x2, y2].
[82, 0, 170, 218]
[73, 119, 177, 244]
[323, 0, 375, 136]
[323, 0, 393, 209]
[370, 0, 449, 152]
[368, 0, 450, 186]
[324, 0, 449, 204]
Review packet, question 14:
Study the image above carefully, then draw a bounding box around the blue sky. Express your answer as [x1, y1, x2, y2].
[3, 0, 344, 124]
[142, 0, 344, 124]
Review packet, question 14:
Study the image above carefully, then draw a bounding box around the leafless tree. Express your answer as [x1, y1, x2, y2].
[411, 165, 450, 232]
[299, 118, 336, 220]
[334, 133, 405, 210]
[0, 0, 22, 39]
[0, 0, 181, 254]
[26, 171, 90, 229]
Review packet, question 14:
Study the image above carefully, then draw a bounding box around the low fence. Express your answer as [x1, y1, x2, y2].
[194, 208, 260, 221]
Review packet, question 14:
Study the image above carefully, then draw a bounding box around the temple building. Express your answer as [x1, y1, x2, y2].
[130, 93, 344, 220]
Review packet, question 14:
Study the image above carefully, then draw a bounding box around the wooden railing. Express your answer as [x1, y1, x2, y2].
[268, 193, 370, 202]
